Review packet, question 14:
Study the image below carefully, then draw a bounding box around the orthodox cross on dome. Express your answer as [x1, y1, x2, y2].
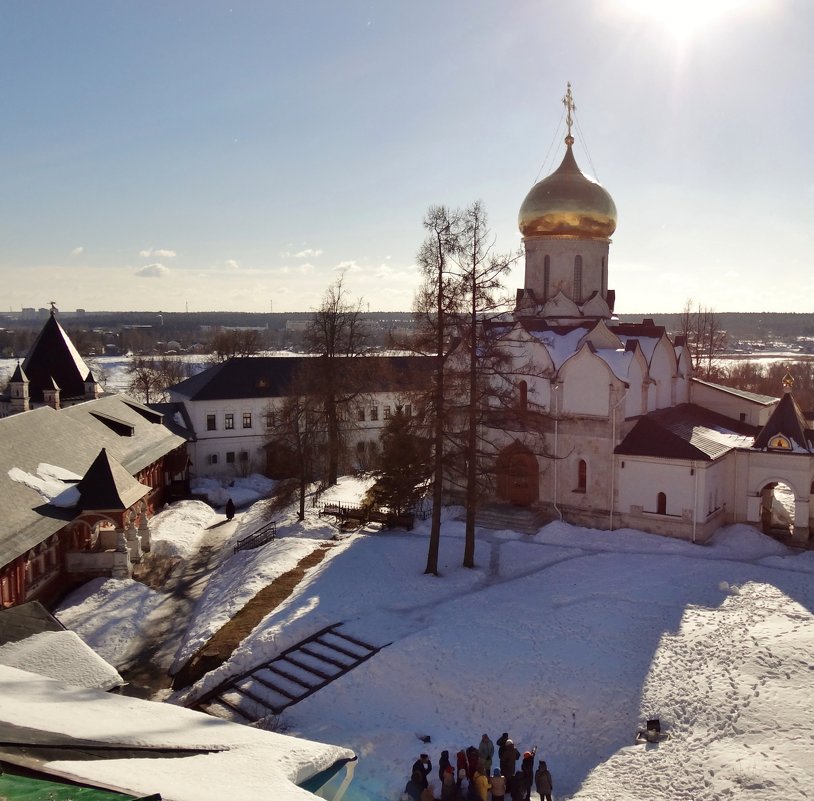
[49, 300, 58, 316]
[563, 82, 576, 146]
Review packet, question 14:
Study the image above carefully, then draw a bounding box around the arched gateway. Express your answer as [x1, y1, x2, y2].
[496, 443, 539, 507]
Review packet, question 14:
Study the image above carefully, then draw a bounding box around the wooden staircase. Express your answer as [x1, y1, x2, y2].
[193, 624, 386, 723]
[473, 503, 550, 535]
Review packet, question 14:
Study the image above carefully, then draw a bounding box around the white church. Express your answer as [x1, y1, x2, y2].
[474, 87, 814, 544]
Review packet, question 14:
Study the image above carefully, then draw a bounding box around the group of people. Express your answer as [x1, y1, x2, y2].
[402, 733, 554, 801]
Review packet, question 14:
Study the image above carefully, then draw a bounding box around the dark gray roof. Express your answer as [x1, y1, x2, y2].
[77, 448, 151, 511]
[692, 377, 778, 405]
[753, 392, 814, 452]
[20, 313, 91, 403]
[0, 394, 186, 567]
[0, 601, 65, 647]
[616, 404, 757, 461]
[169, 355, 435, 402]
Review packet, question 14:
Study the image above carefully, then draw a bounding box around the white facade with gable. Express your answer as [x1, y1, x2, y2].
[470, 89, 814, 543]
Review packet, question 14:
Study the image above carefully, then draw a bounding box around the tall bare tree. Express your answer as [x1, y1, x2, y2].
[413, 206, 465, 575]
[452, 202, 518, 567]
[304, 274, 368, 485]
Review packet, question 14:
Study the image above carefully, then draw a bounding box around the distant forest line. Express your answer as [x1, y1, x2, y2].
[2, 310, 814, 343]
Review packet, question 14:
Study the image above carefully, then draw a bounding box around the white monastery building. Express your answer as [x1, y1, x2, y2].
[471, 86, 814, 544]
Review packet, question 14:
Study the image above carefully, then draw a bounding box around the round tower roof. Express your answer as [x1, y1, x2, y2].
[518, 139, 617, 240]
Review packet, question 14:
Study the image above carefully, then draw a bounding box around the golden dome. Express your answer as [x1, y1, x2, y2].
[518, 140, 617, 240]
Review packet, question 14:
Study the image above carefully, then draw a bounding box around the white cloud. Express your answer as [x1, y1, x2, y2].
[135, 263, 169, 279]
[335, 260, 362, 273]
[224, 259, 240, 270]
[71, 246, 84, 256]
[281, 247, 323, 259]
[140, 248, 177, 259]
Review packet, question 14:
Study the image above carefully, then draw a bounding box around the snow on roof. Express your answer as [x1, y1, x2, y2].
[592, 347, 634, 382]
[7, 464, 81, 508]
[0, 665, 354, 801]
[0, 630, 123, 691]
[529, 327, 586, 369]
[616, 334, 660, 362]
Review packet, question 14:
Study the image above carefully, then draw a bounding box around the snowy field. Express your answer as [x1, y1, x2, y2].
[56, 478, 814, 801]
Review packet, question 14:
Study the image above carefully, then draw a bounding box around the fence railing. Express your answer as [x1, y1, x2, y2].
[234, 520, 277, 553]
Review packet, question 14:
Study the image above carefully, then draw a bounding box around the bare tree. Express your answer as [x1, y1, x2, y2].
[413, 205, 465, 575]
[126, 356, 190, 404]
[451, 201, 518, 567]
[303, 274, 369, 485]
[208, 328, 263, 363]
[265, 395, 323, 520]
[678, 300, 728, 379]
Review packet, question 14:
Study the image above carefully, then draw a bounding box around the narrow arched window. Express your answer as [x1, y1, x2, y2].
[574, 255, 583, 303]
[577, 459, 587, 492]
[543, 255, 550, 301]
[657, 492, 667, 515]
[601, 256, 607, 295]
[518, 380, 528, 413]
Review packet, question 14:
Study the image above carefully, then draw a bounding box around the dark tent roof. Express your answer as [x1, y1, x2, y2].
[21, 313, 91, 403]
[753, 391, 814, 452]
[77, 448, 151, 511]
[616, 404, 756, 461]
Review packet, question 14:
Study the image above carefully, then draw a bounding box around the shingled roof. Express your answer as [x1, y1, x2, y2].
[616, 404, 757, 461]
[0, 394, 186, 568]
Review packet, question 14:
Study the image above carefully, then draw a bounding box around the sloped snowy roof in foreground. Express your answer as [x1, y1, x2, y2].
[0, 665, 353, 801]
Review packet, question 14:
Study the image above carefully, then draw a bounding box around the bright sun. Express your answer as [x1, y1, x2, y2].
[615, 0, 765, 42]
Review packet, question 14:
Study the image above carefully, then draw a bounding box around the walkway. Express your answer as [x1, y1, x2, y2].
[120, 515, 239, 697]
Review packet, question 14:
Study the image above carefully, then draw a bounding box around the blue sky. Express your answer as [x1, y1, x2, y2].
[1, 0, 811, 314]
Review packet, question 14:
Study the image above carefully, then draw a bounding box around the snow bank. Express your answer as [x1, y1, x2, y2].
[55, 578, 165, 669]
[149, 499, 218, 559]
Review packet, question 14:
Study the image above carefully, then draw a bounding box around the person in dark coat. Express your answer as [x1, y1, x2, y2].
[466, 746, 479, 781]
[225, 498, 235, 520]
[499, 739, 520, 794]
[520, 749, 536, 801]
[534, 760, 553, 801]
[510, 770, 526, 801]
[496, 732, 509, 761]
[438, 750, 451, 784]
[412, 754, 432, 789]
[456, 749, 468, 778]
[404, 770, 424, 801]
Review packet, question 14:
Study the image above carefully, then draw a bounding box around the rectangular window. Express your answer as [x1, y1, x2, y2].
[383, 406, 391, 420]
[226, 451, 235, 464]
[206, 414, 217, 431]
[239, 451, 249, 462]
[242, 412, 252, 429]
[207, 453, 219, 465]
[404, 404, 412, 417]
[357, 407, 366, 422]
[265, 412, 274, 428]
[370, 406, 378, 421]
[224, 413, 234, 430]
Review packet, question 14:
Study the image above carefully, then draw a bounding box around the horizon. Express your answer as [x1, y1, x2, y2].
[2, 1, 811, 315]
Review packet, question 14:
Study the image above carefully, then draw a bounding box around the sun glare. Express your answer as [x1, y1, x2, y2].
[615, 0, 767, 42]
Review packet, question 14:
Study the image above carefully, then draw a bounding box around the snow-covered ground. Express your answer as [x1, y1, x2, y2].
[56, 478, 814, 801]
